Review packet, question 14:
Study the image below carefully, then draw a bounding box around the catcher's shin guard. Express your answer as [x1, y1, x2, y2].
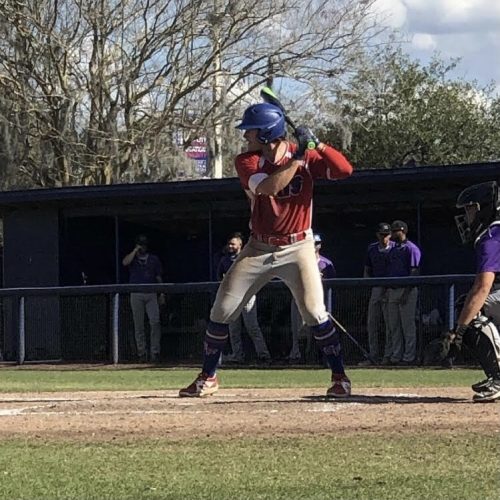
[463, 316, 500, 378]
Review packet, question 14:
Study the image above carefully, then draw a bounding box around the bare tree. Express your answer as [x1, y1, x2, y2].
[0, 0, 382, 187]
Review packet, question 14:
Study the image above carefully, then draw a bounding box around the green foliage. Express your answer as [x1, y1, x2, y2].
[0, 435, 497, 499]
[326, 47, 500, 168]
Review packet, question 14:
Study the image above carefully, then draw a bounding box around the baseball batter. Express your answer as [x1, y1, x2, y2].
[179, 103, 353, 397]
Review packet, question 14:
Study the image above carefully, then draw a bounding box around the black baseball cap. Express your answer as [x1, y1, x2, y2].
[391, 220, 408, 233]
[376, 222, 391, 235]
[135, 234, 149, 245]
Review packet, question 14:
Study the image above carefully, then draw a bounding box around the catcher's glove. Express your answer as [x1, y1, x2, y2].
[422, 330, 460, 366]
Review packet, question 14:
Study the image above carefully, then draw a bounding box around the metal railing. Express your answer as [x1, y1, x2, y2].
[0, 275, 475, 365]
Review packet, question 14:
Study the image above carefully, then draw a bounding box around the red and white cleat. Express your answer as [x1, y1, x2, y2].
[326, 373, 351, 398]
[179, 372, 219, 398]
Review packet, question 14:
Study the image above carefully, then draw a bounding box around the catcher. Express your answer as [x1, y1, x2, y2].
[448, 180, 500, 402]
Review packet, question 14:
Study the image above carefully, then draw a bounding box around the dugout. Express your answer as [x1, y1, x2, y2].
[0, 161, 498, 362]
[1, 161, 497, 287]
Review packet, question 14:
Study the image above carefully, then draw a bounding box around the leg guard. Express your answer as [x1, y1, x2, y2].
[204, 321, 229, 354]
[463, 316, 500, 378]
[311, 318, 341, 357]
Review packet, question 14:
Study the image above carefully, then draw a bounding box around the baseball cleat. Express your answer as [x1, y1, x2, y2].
[472, 378, 500, 403]
[326, 374, 351, 398]
[471, 377, 493, 393]
[179, 372, 219, 398]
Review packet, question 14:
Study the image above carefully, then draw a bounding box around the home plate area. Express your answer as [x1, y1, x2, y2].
[0, 388, 496, 441]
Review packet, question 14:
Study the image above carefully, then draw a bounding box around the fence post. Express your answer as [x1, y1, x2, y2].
[326, 287, 333, 314]
[112, 293, 119, 365]
[18, 296, 25, 365]
[448, 284, 455, 329]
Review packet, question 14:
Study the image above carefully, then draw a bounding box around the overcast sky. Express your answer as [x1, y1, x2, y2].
[372, 0, 500, 93]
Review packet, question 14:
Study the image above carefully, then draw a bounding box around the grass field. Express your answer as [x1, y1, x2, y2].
[0, 434, 496, 500]
[0, 366, 485, 392]
[0, 367, 498, 500]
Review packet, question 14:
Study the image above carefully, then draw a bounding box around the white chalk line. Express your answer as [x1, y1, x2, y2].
[0, 393, 252, 405]
[0, 392, 421, 418]
[0, 405, 46, 416]
[0, 408, 299, 417]
[0, 408, 26, 416]
[307, 403, 363, 412]
[0, 399, 358, 417]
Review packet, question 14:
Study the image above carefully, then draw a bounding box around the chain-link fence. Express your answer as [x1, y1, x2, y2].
[0, 276, 476, 366]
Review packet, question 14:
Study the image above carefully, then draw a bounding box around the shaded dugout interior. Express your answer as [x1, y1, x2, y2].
[1, 161, 497, 289]
[0, 161, 496, 363]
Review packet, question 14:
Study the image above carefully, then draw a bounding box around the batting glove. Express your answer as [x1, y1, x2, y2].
[293, 126, 320, 159]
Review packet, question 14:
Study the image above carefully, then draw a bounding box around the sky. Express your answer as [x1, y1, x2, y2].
[372, 0, 500, 92]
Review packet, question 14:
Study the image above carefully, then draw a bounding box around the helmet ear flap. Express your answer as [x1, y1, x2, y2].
[257, 130, 270, 144]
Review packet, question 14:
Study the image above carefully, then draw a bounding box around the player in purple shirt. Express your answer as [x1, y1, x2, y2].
[358, 222, 395, 366]
[289, 234, 336, 361]
[386, 220, 421, 365]
[217, 233, 271, 364]
[317, 254, 336, 279]
[451, 181, 500, 402]
[122, 235, 164, 363]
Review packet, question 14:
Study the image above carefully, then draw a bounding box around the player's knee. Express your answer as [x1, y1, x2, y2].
[463, 317, 500, 376]
[483, 302, 500, 326]
[298, 304, 329, 326]
[204, 320, 229, 350]
[311, 318, 341, 356]
[210, 302, 243, 324]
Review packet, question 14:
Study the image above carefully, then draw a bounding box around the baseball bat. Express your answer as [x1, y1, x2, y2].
[329, 315, 378, 365]
[260, 86, 316, 150]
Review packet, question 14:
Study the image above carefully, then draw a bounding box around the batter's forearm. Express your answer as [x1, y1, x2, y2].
[256, 159, 302, 196]
[319, 145, 353, 179]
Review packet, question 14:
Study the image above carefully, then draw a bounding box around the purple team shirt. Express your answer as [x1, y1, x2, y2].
[318, 255, 336, 279]
[128, 254, 162, 284]
[365, 241, 395, 277]
[386, 239, 421, 277]
[476, 224, 500, 275]
[217, 253, 237, 280]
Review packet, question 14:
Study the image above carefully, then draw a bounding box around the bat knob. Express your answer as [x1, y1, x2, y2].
[307, 140, 316, 150]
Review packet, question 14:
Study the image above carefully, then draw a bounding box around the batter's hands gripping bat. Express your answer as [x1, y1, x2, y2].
[260, 86, 317, 151]
[329, 315, 378, 365]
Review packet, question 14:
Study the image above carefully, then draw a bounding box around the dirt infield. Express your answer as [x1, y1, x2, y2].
[0, 387, 497, 441]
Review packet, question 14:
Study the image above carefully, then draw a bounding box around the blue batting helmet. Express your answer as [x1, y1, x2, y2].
[236, 103, 286, 144]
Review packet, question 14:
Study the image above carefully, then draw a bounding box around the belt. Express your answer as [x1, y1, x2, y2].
[252, 231, 308, 246]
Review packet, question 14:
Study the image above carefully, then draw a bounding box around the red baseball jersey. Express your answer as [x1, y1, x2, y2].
[235, 143, 353, 236]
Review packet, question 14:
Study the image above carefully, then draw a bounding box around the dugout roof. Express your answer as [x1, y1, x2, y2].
[0, 161, 498, 214]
